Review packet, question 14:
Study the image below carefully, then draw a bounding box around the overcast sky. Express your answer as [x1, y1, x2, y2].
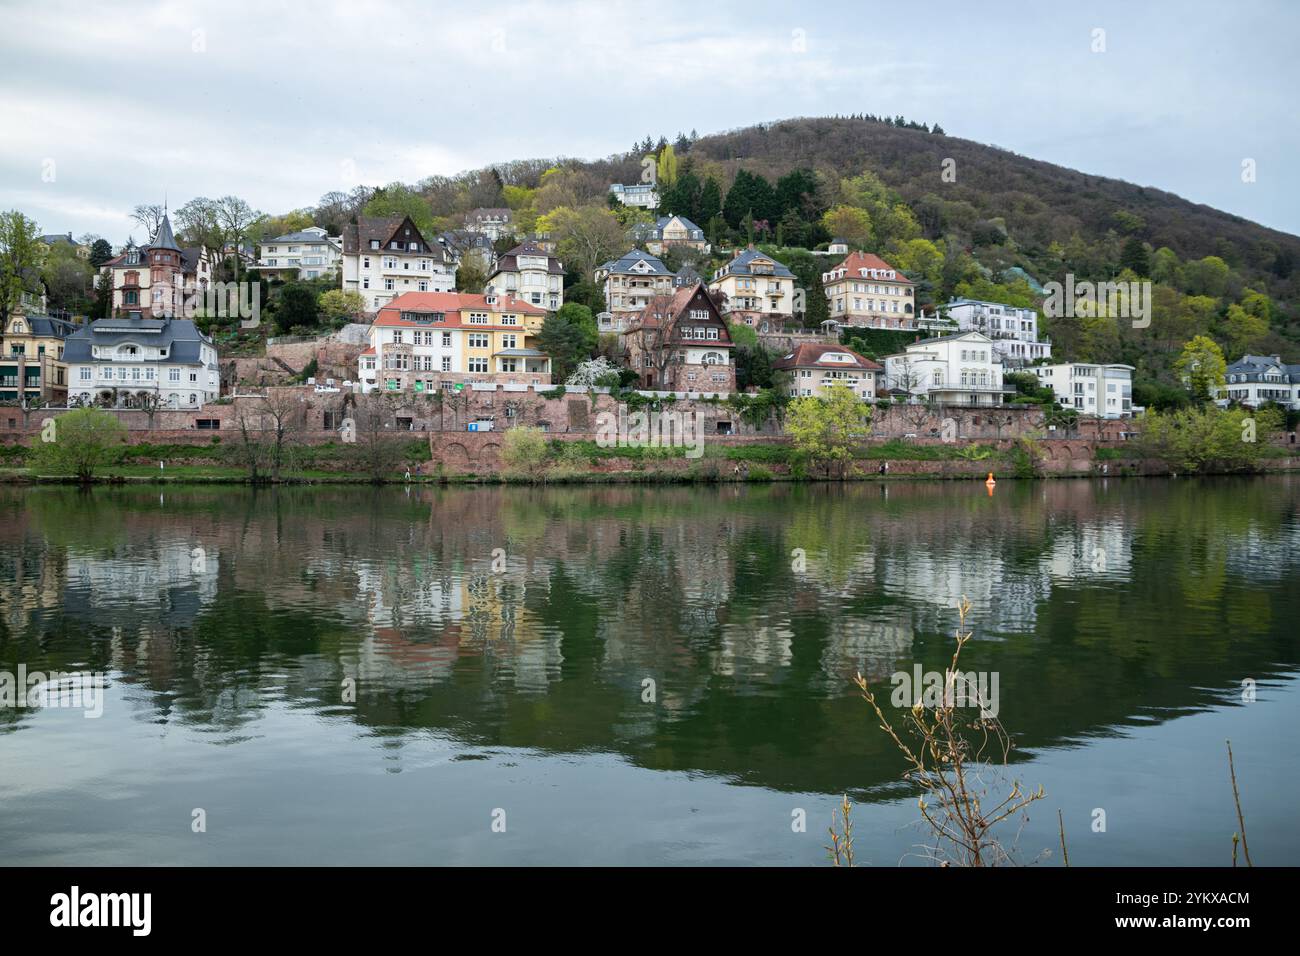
[2, 0, 1296, 247]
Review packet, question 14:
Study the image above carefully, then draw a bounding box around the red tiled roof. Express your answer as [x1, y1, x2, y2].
[826, 251, 912, 284]
[374, 291, 546, 329]
[772, 343, 882, 371]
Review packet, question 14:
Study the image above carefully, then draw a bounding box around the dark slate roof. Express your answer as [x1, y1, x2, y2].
[62, 317, 214, 366]
[18, 315, 79, 339]
[599, 249, 673, 275]
[714, 247, 794, 279]
[1227, 354, 1300, 383]
[491, 240, 563, 275]
[264, 230, 337, 244]
[40, 233, 78, 247]
[151, 214, 181, 252]
[180, 247, 206, 275]
[342, 216, 450, 262]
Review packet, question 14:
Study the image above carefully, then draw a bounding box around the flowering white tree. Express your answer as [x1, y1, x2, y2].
[566, 356, 623, 387]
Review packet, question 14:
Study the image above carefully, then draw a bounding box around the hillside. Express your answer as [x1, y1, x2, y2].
[291, 116, 1300, 395]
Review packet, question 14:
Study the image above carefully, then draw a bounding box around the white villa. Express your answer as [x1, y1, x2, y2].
[883, 331, 1009, 406]
[609, 183, 659, 209]
[1220, 354, 1300, 409]
[595, 249, 677, 331]
[486, 240, 564, 311]
[342, 216, 456, 313]
[255, 226, 342, 281]
[944, 298, 1052, 366]
[62, 316, 220, 409]
[1033, 363, 1136, 418]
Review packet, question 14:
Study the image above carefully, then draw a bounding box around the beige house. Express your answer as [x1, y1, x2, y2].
[773, 343, 882, 401]
[708, 247, 795, 331]
[823, 251, 916, 329]
[595, 250, 677, 331]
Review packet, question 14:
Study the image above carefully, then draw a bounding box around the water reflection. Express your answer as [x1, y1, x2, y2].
[1, 479, 1298, 803]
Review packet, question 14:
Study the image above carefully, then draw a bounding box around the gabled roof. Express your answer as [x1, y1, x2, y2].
[599, 249, 673, 276]
[625, 282, 733, 347]
[342, 216, 449, 262]
[773, 343, 882, 372]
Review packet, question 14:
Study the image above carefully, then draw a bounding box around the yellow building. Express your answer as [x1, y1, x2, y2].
[822, 251, 916, 329]
[359, 291, 552, 394]
[1, 312, 77, 403]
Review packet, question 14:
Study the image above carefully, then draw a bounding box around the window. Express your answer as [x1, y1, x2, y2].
[468, 357, 488, 373]
[79, 367, 91, 381]
[501, 334, 517, 349]
[441, 356, 451, 371]
[441, 332, 451, 347]
[468, 333, 489, 348]
[169, 369, 180, 382]
[384, 279, 395, 291]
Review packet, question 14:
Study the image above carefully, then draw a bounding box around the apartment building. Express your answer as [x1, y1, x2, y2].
[341, 216, 456, 313]
[358, 291, 551, 394]
[632, 215, 708, 256]
[101, 214, 212, 319]
[255, 226, 342, 281]
[63, 316, 220, 409]
[1033, 363, 1135, 418]
[944, 298, 1051, 365]
[621, 283, 735, 393]
[609, 183, 660, 209]
[0, 312, 77, 403]
[883, 331, 1010, 406]
[1220, 354, 1300, 409]
[595, 250, 677, 331]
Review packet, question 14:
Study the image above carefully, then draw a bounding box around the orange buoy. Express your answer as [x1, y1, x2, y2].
[985, 472, 996, 496]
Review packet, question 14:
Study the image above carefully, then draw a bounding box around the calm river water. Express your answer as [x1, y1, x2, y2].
[1, 477, 1297, 865]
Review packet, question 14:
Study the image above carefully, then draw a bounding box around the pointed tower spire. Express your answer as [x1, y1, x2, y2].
[151, 212, 181, 252]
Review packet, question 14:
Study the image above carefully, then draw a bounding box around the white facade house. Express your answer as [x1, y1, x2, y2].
[486, 241, 564, 311]
[883, 331, 1009, 406]
[255, 227, 342, 281]
[1220, 354, 1300, 409]
[62, 317, 220, 409]
[341, 216, 456, 313]
[1033, 363, 1135, 418]
[944, 298, 1052, 366]
[609, 183, 659, 209]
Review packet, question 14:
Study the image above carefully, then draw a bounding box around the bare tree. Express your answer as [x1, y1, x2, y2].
[232, 390, 306, 482]
[215, 196, 263, 282]
[626, 292, 682, 389]
[131, 204, 166, 239]
[349, 392, 410, 482]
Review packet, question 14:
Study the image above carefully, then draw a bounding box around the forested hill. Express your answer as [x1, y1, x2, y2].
[294, 116, 1300, 391]
[687, 117, 1299, 279]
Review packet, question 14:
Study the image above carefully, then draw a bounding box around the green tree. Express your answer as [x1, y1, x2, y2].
[698, 178, 722, 223]
[0, 210, 45, 324]
[318, 289, 365, 325]
[537, 305, 598, 381]
[29, 408, 127, 480]
[500, 426, 550, 481]
[275, 283, 320, 333]
[785, 385, 871, 477]
[1174, 334, 1227, 403]
[1119, 236, 1150, 276]
[821, 205, 872, 248]
[1141, 405, 1273, 473]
